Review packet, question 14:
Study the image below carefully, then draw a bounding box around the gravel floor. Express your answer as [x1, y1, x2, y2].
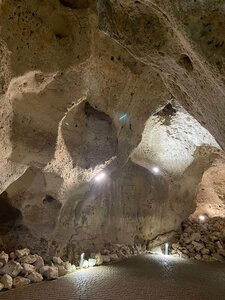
[0, 255, 225, 300]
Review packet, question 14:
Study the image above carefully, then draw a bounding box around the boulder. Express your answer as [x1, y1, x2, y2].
[95, 253, 103, 266]
[110, 253, 119, 261]
[212, 253, 224, 262]
[34, 255, 44, 270]
[13, 276, 31, 288]
[192, 241, 204, 252]
[20, 255, 37, 264]
[217, 249, 225, 257]
[9, 252, 16, 260]
[27, 271, 43, 283]
[63, 262, 76, 273]
[57, 265, 67, 277]
[215, 241, 223, 249]
[22, 263, 36, 275]
[82, 260, 89, 269]
[0, 261, 23, 277]
[40, 266, 59, 280]
[201, 248, 210, 255]
[15, 249, 30, 258]
[88, 258, 96, 267]
[190, 232, 201, 242]
[0, 251, 8, 265]
[1, 274, 13, 289]
[102, 255, 111, 263]
[52, 257, 63, 265]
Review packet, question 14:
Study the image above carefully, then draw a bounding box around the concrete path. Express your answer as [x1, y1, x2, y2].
[1, 255, 225, 300]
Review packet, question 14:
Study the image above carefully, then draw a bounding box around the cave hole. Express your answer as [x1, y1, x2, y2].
[0, 191, 22, 234]
[179, 54, 194, 72]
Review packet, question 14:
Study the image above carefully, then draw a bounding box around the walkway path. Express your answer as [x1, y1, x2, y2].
[1, 255, 225, 300]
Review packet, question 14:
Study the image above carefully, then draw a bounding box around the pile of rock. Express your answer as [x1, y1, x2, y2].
[170, 217, 225, 262]
[0, 243, 149, 292]
[0, 249, 77, 291]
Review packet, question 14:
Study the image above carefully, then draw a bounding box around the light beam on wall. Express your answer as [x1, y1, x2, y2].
[152, 166, 160, 174]
[94, 172, 106, 182]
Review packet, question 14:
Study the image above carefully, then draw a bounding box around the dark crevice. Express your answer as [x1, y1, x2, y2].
[0, 191, 22, 234]
[59, 0, 90, 9]
[179, 54, 194, 72]
[84, 102, 112, 124]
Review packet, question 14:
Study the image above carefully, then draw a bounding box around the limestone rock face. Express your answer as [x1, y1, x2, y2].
[0, 0, 224, 258]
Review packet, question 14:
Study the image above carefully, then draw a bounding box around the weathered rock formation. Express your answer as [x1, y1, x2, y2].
[0, 0, 225, 260]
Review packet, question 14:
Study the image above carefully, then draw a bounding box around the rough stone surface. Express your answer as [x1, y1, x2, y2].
[0, 0, 224, 263]
[27, 271, 43, 283]
[0, 261, 23, 278]
[15, 249, 30, 258]
[12, 276, 30, 288]
[40, 266, 59, 280]
[0, 252, 8, 266]
[0, 274, 12, 290]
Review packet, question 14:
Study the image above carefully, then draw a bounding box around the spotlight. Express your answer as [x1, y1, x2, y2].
[94, 172, 106, 182]
[152, 166, 160, 174]
[164, 243, 169, 255]
[117, 113, 128, 124]
[119, 114, 127, 121]
[198, 214, 206, 222]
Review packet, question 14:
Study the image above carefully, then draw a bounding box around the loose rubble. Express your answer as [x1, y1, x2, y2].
[170, 217, 225, 262]
[0, 250, 76, 292]
[1, 217, 225, 292]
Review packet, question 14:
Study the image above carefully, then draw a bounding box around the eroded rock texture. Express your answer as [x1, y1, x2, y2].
[0, 0, 224, 258]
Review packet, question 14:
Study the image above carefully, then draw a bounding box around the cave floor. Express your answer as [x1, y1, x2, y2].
[1, 255, 225, 300]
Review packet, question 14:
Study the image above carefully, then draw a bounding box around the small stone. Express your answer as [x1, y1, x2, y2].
[110, 253, 119, 261]
[215, 241, 223, 249]
[27, 271, 43, 283]
[13, 276, 30, 288]
[40, 266, 59, 280]
[217, 249, 225, 257]
[9, 252, 16, 260]
[212, 253, 224, 262]
[0, 283, 4, 291]
[22, 263, 36, 275]
[102, 255, 111, 263]
[171, 243, 179, 250]
[34, 255, 44, 270]
[0, 260, 23, 277]
[95, 253, 103, 266]
[52, 257, 63, 265]
[63, 262, 76, 273]
[20, 255, 37, 264]
[1, 274, 13, 289]
[192, 241, 204, 251]
[150, 246, 163, 254]
[0, 262, 3, 268]
[194, 254, 202, 260]
[201, 248, 210, 255]
[15, 249, 30, 258]
[88, 258, 96, 267]
[82, 260, 89, 269]
[0, 251, 8, 265]
[57, 265, 67, 277]
[190, 232, 201, 242]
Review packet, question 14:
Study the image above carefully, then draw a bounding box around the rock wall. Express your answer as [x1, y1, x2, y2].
[0, 0, 224, 257]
